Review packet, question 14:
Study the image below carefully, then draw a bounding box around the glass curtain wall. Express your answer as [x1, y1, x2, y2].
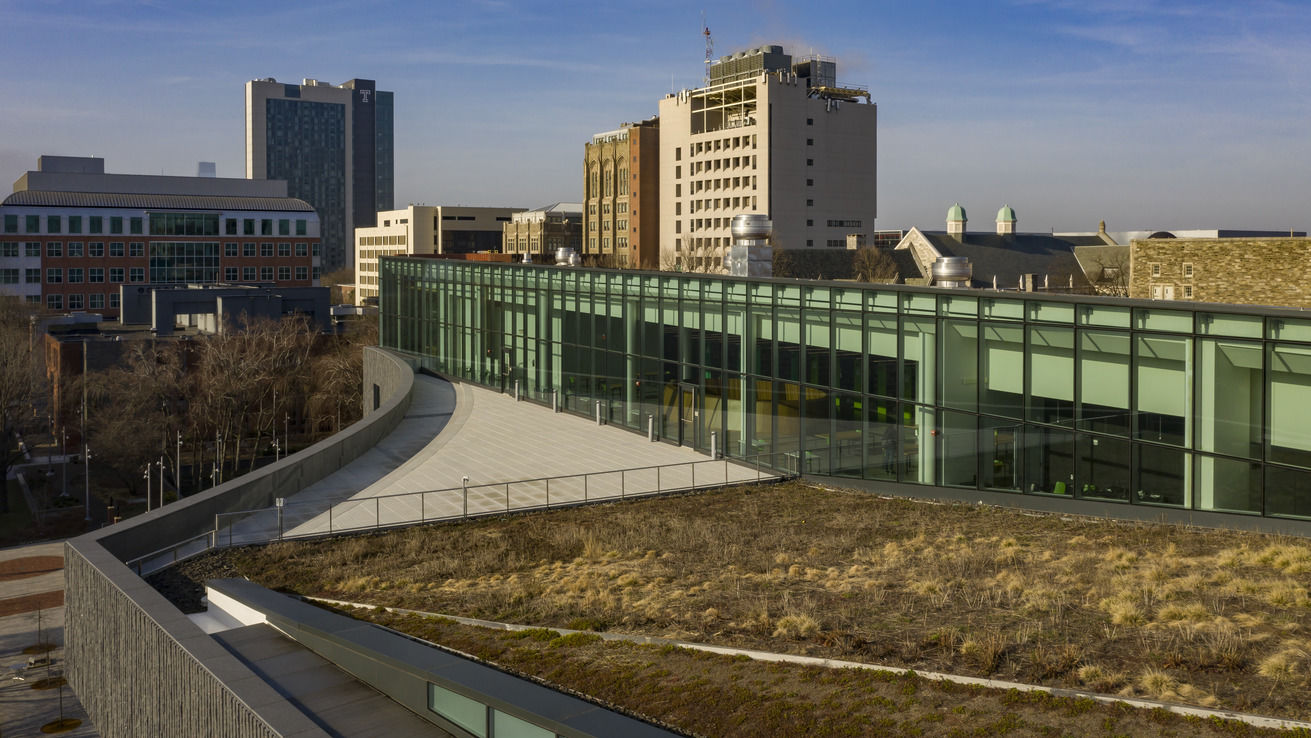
[380, 259, 1311, 523]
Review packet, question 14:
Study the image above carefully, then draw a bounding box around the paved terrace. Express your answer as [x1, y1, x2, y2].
[216, 374, 771, 546]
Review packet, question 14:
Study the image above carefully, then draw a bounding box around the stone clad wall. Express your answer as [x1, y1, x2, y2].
[1129, 238, 1311, 308]
[66, 345, 415, 738]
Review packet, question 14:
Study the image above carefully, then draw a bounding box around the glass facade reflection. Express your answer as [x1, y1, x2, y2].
[380, 259, 1311, 522]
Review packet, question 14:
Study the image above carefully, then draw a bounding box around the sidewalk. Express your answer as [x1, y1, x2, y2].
[0, 540, 98, 736]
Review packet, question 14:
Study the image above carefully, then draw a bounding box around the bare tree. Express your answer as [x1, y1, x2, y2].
[86, 342, 187, 496]
[0, 300, 45, 513]
[661, 242, 725, 273]
[852, 247, 900, 283]
[1086, 253, 1129, 297]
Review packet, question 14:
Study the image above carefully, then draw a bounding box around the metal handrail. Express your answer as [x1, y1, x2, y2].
[132, 451, 793, 573]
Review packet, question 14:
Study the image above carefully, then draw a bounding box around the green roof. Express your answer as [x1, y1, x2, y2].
[947, 203, 966, 222]
[996, 205, 1016, 222]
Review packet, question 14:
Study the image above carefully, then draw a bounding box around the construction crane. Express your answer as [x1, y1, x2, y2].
[702, 14, 713, 85]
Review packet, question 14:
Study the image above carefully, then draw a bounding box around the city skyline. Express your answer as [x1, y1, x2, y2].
[0, 0, 1306, 233]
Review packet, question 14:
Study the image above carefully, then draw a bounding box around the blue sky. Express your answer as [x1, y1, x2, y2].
[1, 0, 1306, 232]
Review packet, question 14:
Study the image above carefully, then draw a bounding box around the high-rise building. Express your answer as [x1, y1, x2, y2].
[583, 118, 660, 269]
[246, 77, 394, 273]
[658, 46, 876, 271]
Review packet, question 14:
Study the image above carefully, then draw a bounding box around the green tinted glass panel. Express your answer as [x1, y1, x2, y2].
[427, 684, 486, 737]
[1027, 301, 1074, 323]
[981, 298, 1023, 321]
[1197, 312, 1262, 338]
[1269, 318, 1311, 343]
[1077, 304, 1130, 328]
[1134, 308, 1191, 333]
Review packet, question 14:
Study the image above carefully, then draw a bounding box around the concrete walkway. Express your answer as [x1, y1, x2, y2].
[0, 541, 98, 737]
[217, 375, 772, 545]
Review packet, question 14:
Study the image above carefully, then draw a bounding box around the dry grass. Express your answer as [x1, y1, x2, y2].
[181, 481, 1311, 722]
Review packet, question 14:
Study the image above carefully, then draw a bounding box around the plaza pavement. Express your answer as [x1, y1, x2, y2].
[216, 374, 774, 546]
[0, 540, 98, 737]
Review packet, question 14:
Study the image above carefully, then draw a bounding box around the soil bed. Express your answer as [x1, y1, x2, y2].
[160, 481, 1311, 727]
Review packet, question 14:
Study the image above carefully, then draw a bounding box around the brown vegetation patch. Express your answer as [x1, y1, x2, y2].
[0, 591, 64, 617]
[170, 482, 1311, 723]
[345, 607, 1302, 738]
[0, 556, 63, 582]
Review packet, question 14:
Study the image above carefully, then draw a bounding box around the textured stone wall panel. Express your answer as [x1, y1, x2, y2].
[65, 548, 284, 738]
[1129, 238, 1311, 308]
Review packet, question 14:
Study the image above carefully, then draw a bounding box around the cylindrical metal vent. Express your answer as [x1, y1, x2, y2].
[932, 256, 972, 288]
[730, 214, 773, 243]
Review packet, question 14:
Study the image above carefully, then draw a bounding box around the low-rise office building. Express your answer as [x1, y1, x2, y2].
[353, 205, 522, 305]
[380, 258, 1311, 525]
[0, 156, 319, 318]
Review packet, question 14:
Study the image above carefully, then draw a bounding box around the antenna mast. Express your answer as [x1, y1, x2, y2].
[702, 13, 713, 85]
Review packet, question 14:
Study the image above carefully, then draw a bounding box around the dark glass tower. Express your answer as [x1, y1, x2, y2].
[247, 78, 394, 273]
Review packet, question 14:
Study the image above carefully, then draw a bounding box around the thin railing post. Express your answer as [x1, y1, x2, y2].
[657, 465, 661, 494]
[329, 504, 333, 533]
[584, 474, 588, 502]
[546, 477, 550, 508]
[505, 483, 510, 512]
[621, 469, 625, 500]
[376, 498, 380, 529]
[692, 462, 696, 490]
[421, 492, 425, 522]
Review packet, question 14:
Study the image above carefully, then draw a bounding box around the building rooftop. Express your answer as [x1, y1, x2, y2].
[2, 190, 314, 212]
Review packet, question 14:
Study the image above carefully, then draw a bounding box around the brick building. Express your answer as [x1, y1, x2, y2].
[583, 119, 660, 268]
[1, 156, 320, 319]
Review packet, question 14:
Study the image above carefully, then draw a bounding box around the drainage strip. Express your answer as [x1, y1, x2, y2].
[302, 595, 1311, 733]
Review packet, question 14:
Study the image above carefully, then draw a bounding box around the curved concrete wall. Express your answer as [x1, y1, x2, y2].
[66, 346, 416, 738]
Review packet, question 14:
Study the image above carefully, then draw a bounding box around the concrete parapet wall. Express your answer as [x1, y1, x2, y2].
[66, 346, 416, 737]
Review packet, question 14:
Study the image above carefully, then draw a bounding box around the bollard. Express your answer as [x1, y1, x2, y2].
[596, 400, 603, 425]
[552, 389, 558, 413]
[514, 380, 520, 401]
[711, 431, 718, 460]
[647, 414, 655, 442]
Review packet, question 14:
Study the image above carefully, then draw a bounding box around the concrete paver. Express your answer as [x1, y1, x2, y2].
[215, 375, 773, 545]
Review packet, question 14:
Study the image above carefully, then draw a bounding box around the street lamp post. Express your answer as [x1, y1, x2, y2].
[83, 445, 91, 522]
[144, 464, 151, 513]
[175, 431, 182, 498]
[273, 437, 280, 463]
[285, 413, 290, 456]
[158, 457, 165, 507]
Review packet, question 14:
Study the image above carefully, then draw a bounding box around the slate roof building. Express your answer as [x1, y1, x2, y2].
[892, 205, 1103, 292]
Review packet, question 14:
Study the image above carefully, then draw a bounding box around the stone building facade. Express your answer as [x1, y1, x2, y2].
[583, 119, 660, 269]
[501, 203, 583, 261]
[1129, 237, 1311, 308]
